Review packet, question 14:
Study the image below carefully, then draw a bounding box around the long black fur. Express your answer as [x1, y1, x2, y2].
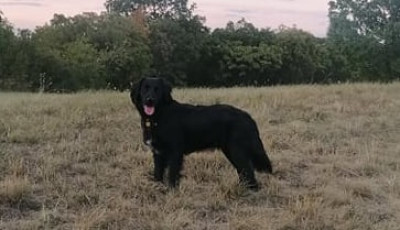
[130, 77, 272, 190]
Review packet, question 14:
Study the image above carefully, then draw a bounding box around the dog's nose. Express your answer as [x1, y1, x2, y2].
[145, 97, 154, 104]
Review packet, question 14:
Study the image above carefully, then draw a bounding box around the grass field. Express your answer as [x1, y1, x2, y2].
[1, 83, 400, 230]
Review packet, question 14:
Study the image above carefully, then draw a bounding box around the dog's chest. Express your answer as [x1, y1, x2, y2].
[145, 140, 161, 155]
[142, 120, 162, 154]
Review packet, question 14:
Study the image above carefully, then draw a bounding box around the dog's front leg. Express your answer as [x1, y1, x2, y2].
[167, 152, 184, 188]
[153, 153, 167, 182]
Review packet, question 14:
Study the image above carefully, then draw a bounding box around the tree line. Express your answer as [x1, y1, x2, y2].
[0, 0, 399, 91]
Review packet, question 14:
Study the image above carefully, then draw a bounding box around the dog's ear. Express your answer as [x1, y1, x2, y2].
[161, 78, 173, 103]
[130, 78, 144, 107]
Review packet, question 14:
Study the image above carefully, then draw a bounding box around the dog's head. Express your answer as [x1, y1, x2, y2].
[130, 77, 172, 117]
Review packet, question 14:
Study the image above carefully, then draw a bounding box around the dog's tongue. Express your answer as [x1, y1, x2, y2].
[144, 105, 155, 116]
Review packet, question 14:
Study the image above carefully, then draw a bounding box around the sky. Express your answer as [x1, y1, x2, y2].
[0, 0, 330, 37]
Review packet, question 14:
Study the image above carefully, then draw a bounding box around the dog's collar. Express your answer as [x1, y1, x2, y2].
[143, 118, 157, 147]
[144, 119, 151, 128]
[144, 118, 157, 128]
[142, 118, 160, 155]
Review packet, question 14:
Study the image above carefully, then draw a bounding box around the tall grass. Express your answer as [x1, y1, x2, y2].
[0, 83, 399, 229]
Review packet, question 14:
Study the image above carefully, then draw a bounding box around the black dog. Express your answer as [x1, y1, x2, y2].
[130, 77, 272, 190]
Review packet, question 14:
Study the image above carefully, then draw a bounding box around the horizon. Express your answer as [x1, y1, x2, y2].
[0, 0, 329, 37]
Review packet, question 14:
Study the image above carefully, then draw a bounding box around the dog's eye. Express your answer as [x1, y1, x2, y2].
[144, 85, 150, 91]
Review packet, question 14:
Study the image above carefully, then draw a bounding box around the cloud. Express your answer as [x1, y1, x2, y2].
[0, 0, 43, 7]
[0, 0, 104, 29]
[1, 0, 329, 36]
[225, 9, 255, 18]
[227, 9, 253, 14]
[192, 0, 329, 36]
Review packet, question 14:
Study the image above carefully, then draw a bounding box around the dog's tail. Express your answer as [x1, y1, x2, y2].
[251, 138, 273, 173]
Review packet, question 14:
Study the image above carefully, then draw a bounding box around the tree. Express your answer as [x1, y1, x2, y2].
[275, 27, 326, 84]
[328, 0, 400, 80]
[5, 0, 400, 90]
[31, 12, 152, 91]
[105, 0, 196, 20]
[202, 19, 282, 86]
[212, 18, 276, 46]
[105, 0, 209, 85]
[0, 14, 18, 89]
[94, 13, 152, 90]
[104, 37, 152, 90]
[149, 16, 209, 85]
[220, 42, 283, 86]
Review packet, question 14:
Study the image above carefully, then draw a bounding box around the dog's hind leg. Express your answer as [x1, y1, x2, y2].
[222, 146, 259, 190]
[221, 147, 238, 168]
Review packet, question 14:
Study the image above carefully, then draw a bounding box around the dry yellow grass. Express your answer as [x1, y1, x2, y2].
[0, 175, 32, 205]
[0, 83, 400, 229]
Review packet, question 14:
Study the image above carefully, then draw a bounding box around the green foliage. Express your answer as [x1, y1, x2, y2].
[104, 37, 152, 90]
[328, 0, 400, 80]
[212, 18, 276, 46]
[105, 0, 195, 20]
[27, 12, 151, 91]
[214, 42, 282, 86]
[1, 0, 399, 91]
[276, 27, 326, 84]
[59, 38, 105, 90]
[0, 17, 17, 89]
[149, 16, 208, 85]
[105, 0, 205, 86]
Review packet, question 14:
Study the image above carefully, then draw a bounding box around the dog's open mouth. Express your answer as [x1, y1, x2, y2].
[144, 105, 155, 116]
